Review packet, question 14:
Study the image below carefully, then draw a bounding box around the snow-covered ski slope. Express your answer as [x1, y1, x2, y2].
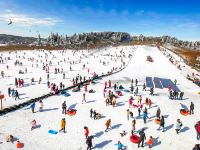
[0, 45, 199, 150]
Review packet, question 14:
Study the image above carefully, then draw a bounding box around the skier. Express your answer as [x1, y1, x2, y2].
[84, 126, 89, 139]
[86, 136, 93, 150]
[138, 128, 146, 148]
[30, 102, 36, 113]
[175, 119, 183, 134]
[31, 119, 36, 131]
[105, 119, 111, 132]
[194, 121, 200, 140]
[62, 101, 67, 114]
[190, 102, 194, 115]
[158, 116, 165, 132]
[59, 118, 66, 133]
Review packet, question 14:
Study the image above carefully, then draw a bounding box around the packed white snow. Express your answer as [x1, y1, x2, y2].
[0, 45, 199, 150]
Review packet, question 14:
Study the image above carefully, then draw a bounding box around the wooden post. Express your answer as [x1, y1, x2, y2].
[0, 94, 4, 110]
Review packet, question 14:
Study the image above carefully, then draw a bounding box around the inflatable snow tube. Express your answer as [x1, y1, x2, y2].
[67, 109, 77, 116]
[48, 130, 58, 134]
[130, 134, 140, 144]
[154, 119, 161, 125]
[132, 104, 138, 108]
[89, 89, 95, 93]
[72, 88, 79, 92]
[119, 85, 124, 90]
[180, 109, 189, 116]
[117, 91, 122, 96]
[124, 89, 130, 93]
[17, 142, 23, 148]
[61, 91, 70, 96]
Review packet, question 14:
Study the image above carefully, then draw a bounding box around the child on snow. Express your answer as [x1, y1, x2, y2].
[147, 136, 153, 148]
[116, 141, 125, 150]
[84, 126, 89, 139]
[175, 119, 183, 134]
[105, 119, 111, 132]
[31, 120, 36, 131]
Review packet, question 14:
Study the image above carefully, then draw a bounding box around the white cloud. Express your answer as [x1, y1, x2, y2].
[0, 11, 61, 26]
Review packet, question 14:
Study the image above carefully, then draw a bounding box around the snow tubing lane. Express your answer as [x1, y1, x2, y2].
[130, 134, 140, 144]
[67, 109, 77, 116]
[180, 109, 189, 116]
[154, 119, 161, 125]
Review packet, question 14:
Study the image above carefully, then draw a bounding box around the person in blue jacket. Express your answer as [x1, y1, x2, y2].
[143, 112, 148, 124]
[116, 141, 125, 150]
[31, 102, 36, 113]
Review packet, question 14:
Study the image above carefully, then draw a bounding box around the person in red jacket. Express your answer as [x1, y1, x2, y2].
[195, 121, 200, 140]
[168, 85, 172, 91]
[84, 126, 89, 139]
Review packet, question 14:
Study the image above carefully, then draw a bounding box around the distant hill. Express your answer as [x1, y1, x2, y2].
[0, 34, 37, 45]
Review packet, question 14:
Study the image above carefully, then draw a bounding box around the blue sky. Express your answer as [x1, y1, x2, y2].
[0, 0, 200, 40]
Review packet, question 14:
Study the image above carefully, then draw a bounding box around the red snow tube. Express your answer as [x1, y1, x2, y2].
[17, 142, 23, 148]
[180, 109, 189, 116]
[67, 109, 77, 116]
[130, 134, 140, 144]
[132, 104, 138, 108]
[117, 91, 122, 96]
[154, 119, 160, 125]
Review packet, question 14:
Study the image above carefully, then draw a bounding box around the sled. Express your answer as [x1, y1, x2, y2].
[48, 130, 58, 134]
[132, 104, 138, 108]
[154, 119, 161, 125]
[180, 109, 189, 116]
[72, 88, 79, 92]
[61, 91, 70, 97]
[123, 89, 130, 93]
[117, 91, 123, 96]
[89, 89, 95, 93]
[119, 85, 124, 90]
[130, 134, 140, 144]
[67, 109, 77, 116]
[16, 141, 23, 148]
